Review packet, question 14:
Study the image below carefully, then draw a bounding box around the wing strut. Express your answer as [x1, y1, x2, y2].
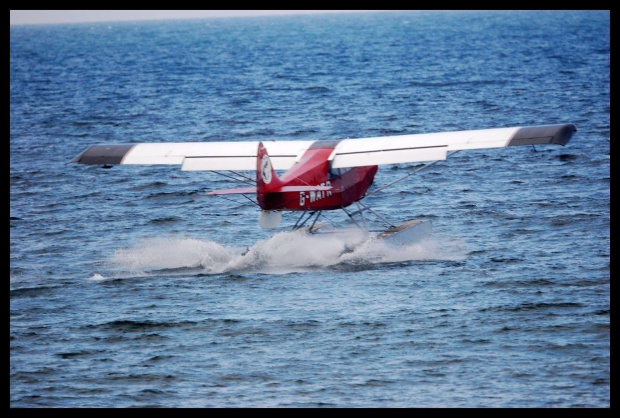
[209, 191, 260, 208]
[212, 170, 255, 185]
[343, 201, 396, 229]
[292, 211, 321, 231]
[364, 151, 460, 199]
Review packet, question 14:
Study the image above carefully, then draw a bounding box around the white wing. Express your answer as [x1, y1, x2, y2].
[71, 124, 576, 170]
[330, 124, 576, 168]
[72, 141, 315, 171]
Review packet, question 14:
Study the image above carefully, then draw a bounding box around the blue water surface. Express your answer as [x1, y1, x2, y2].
[10, 11, 609, 407]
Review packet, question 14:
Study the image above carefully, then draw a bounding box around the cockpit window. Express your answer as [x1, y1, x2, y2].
[328, 165, 352, 179]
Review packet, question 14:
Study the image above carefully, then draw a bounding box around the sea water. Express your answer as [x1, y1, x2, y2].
[10, 11, 609, 407]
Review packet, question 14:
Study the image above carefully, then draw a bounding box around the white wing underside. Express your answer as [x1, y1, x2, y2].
[330, 127, 518, 169]
[125, 141, 315, 171]
[72, 124, 576, 171]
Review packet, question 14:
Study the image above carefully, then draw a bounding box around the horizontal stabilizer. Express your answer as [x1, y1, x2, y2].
[277, 185, 333, 193]
[206, 185, 333, 196]
[206, 187, 256, 196]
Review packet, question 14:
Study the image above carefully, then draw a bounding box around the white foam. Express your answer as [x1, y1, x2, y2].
[341, 234, 467, 264]
[226, 228, 368, 273]
[110, 237, 232, 274]
[105, 229, 467, 277]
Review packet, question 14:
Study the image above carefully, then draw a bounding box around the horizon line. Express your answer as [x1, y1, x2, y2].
[10, 10, 393, 26]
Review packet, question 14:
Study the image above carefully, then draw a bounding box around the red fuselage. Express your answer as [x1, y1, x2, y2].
[257, 143, 378, 211]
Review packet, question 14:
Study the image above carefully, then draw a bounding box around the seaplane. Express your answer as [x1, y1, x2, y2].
[72, 123, 576, 247]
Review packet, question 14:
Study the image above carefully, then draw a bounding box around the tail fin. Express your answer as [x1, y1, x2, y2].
[256, 142, 282, 194]
[257, 142, 283, 228]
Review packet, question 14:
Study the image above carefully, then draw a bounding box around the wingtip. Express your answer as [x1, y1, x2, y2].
[70, 144, 136, 165]
[559, 123, 578, 146]
[509, 123, 577, 147]
[70, 147, 88, 163]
